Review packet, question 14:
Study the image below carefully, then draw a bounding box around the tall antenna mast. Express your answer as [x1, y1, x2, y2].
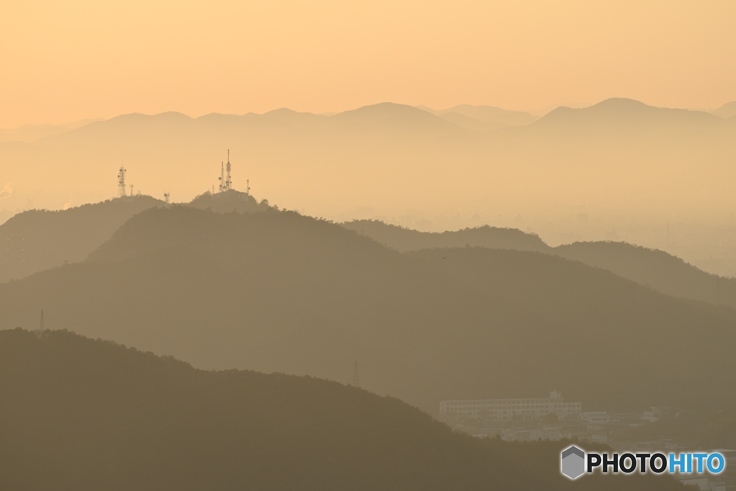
[225, 149, 232, 191]
[117, 167, 127, 197]
[353, 361, 360, 387]
[217, 150, 233, 192]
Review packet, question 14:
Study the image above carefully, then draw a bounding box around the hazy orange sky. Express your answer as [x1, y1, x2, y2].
[2, 0, 735, 128]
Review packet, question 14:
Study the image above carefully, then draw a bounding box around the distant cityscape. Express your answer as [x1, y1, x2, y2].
[442, 392, 736, 491]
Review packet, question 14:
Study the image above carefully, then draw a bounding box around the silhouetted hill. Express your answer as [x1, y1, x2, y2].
[0, 196, 163, 282]
[342, 220, 548, 252]
[331, 102, 460, 136]
[0, 328, 682, 491]
[342, 220, 736, 310]
[436, 111, 507, 131]
[51, 105, 456, 145]
[532, 98, 722, 135]
[262, 107, 328, 128]
[433, 104, 537, 126]
[189, 189, 271, 213]
[0, 192, 275, 283]
[0, 119, 100, 143]
[47, 112, 196, 147]
[0, 124, 72, 143]
[554, 241, 736, 309]
[75, 111, 193, 133]
[713, 101, 736, 119]
[414, 104, 537, 132]
[4, 208, 736, 415]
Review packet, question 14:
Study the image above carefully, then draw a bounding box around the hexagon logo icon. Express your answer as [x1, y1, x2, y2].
[560, 445, 586, 480]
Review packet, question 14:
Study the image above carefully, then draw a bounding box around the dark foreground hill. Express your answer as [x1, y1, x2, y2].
[344, 219, 736, 310]
[0, 329, 684, 491]
[3, 207, 736, 416]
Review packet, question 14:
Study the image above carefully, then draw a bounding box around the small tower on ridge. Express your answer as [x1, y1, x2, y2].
[117, 166, 127, 198]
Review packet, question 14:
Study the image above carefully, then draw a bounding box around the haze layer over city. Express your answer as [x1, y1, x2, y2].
[1, 1, 735, 489]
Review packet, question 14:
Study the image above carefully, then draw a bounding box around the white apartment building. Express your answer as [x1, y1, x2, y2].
[440, 391, 582, 423]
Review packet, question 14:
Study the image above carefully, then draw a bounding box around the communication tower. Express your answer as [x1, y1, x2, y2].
[218, 150, 233, 192]
[225, 149, 232, 191]
[117, 167, 127, 197]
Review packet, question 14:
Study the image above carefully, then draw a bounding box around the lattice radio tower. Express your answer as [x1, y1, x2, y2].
[218, 149, 233, 192]
[117, 166, 127, 197]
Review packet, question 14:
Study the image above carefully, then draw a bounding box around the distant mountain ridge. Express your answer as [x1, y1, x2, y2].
[38, 98, 728, 144]
[0, 98, 727, 149]
[553, 241, 736, 308]
[341, 219, 736, 310]
[532, 98, 722, 134]
[713, 101, 736, 119]
[3, 96, 733, 227]
[43, 102, 462, 145]
[0, 118, 100, 143]
[343, 220, 548, 252]
[418, 104, 538, 130]
[4, 207, 736, 415]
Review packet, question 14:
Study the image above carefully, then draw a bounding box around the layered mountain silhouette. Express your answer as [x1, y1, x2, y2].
[2, 98, 733, 237]
[528, 98, 723, 137]
[0, 191, 272, 283]
[419, 104, 538, 131]
[342, 220, 548, 252]
[345, 219, 736, 310]
[713, 101, 736, 119]
[3, 207, 736, 415]
[0, 328, 683, 491]
[0, 119, 100, 143]
[332, 103, 457, 132]
[553, 241, 736, 309]
[0, 196, 163, 282]
[4, 196, 735, 311]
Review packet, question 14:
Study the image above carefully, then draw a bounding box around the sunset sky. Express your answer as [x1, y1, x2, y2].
[2, 0, 735, 128]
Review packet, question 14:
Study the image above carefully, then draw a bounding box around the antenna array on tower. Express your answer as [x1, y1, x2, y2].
[218, 149, 233, 192]
[117, 167, 127, 198]
[114, 150, 251, 200]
